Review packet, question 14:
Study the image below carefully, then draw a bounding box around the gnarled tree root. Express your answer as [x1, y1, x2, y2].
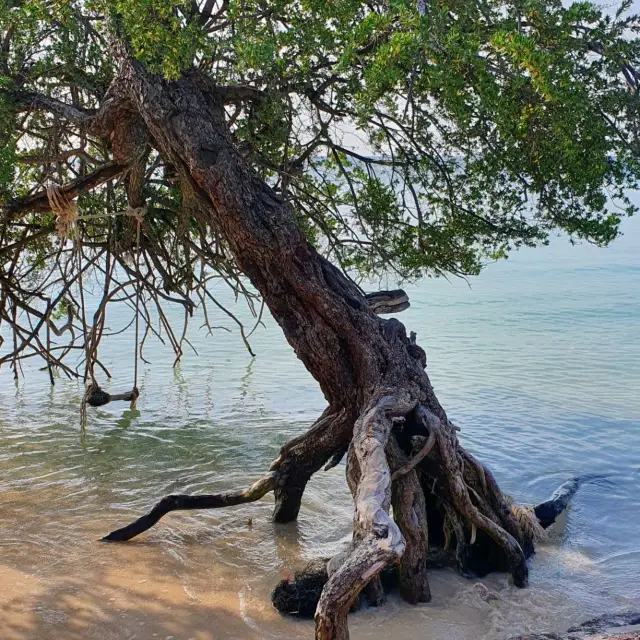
[270, 476, 582, 619]
[102, 472, 277, 541]
[314, 392, 414, 639]
[101, 396, 584, 639]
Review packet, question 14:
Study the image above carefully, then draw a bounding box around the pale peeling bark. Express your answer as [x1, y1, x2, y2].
[315, 393, 413, 640]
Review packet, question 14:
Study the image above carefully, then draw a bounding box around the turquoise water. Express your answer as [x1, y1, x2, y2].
[0, 215, 639, 639]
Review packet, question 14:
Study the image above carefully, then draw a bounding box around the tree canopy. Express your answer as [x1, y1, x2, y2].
[1, 0, 639, 377]
[3, 4, 639, 635]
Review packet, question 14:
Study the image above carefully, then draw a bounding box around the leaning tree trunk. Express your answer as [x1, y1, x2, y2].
[102, 46, 533, 640]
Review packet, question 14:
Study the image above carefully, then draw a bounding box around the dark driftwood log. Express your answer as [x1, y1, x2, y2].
[87, 387, 138, 407]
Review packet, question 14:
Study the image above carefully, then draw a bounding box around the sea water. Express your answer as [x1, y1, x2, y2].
[0, 217, 638, 639]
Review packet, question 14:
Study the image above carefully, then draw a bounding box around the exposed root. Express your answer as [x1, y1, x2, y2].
[273, 407, 354, 523]
[479, 458, 529, 547]
[102, 472, 276, 541]
[270, 407, 343, 471]
[100, 388, 582, 640]
[101, 406, 352, 540]
[387, 437, 431, 604]
[391, 428, 435, 481]
[315, 392, 415, 640]
[443, 503, 469, 572]
[465, 451, 488, 495]
[415, 405, 528, 587]
[316, 543, 393, 639]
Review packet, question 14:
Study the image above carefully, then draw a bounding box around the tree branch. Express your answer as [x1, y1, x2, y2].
[214, 85, 266, 102]
[8, 89, 97, 123]
[3, 161, 127, 219]
[200, 0, 227, 26]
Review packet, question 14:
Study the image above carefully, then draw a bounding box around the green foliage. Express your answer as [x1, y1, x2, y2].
[1, 0, 640, 285]
[100, 0, 207, 79]
[51, 297, 71, 321]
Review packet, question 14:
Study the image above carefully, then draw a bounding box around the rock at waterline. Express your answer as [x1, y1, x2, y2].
[509, 611, 640, 640]
[511, 631, 640, 640]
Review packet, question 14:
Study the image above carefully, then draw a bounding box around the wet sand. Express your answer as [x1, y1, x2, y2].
[2, 484, 639, 640]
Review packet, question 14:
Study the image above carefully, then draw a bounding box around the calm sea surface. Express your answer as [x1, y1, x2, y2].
[1, 216, 639, 639]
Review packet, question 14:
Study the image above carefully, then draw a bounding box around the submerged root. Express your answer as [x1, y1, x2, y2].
[103, 405, 352, 541]
[508, 501, 547, 542]
[101, 393, 581, 640]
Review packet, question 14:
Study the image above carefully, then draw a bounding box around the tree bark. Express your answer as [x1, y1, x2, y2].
[270, 407, 355, 523]
[388, 437, 431, 604]
[101, 49, 532, 640]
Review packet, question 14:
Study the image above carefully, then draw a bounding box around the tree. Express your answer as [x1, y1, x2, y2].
[1, 0, 639, 637]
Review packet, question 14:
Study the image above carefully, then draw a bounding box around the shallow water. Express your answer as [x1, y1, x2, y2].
[1, 218, 639, 640]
